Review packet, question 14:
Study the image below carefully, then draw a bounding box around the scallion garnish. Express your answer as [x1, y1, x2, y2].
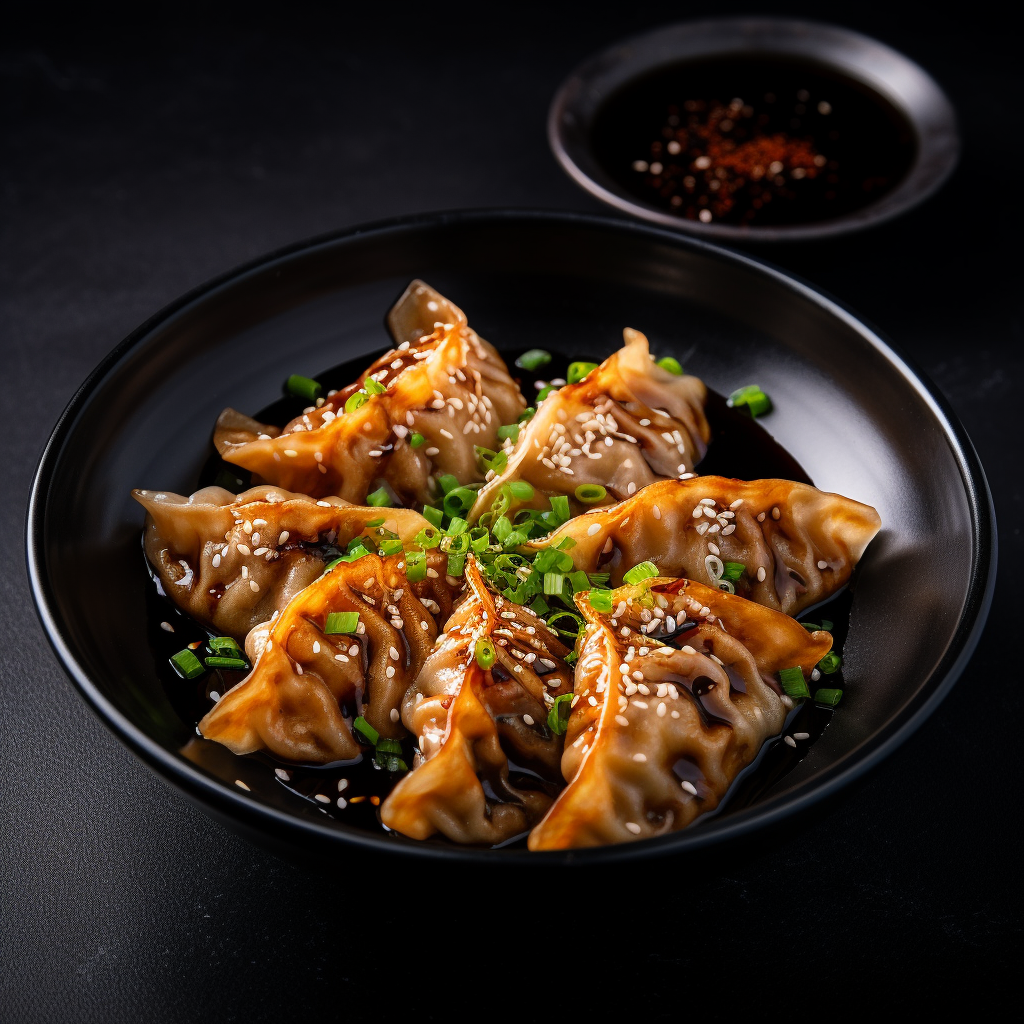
[817, 651, 842, 675]
[475, 638, 496, 670]
[324, 611, 360, 634]
[285, 374, 322, 403]
[437, 473, 459, 495]
[549, 494, 570, 523]
[515, 349, 552, 372]
[531, 595, 549, 616]
[353, 716, 379, 745]
[363, 377, 386, 396]
[443, 486, 478, 518]
[567, 570, 590, 593]
[567, 360, 598, 384]
[375, 737, 403, 755]
[497, 424, 520, 444]
[574, 483, 607, 504]
[548, 610, 585, 639]
[518, 406, 536, 423]
[547, 693, 573, 736]
[727, 384, 772, 418]
[344, 391, 369, 414]
[589, 589, 613, 613]
[446, 516, 469, 536]
[536, 384, 558, 402]
[208, 636, 243, 657]
[409, 432, 426, 448]
[779, 666, 810, 699]
[366, 487, 392, 507]
[800, 619, 834, 632]
[656, 356, 683, 375]
[814, 687, 843, 707]
[405, 550, 427, 581]
[722, 561, 745, 582]
[623, 561, 659, 585]
[508, 480, 535, 500]
[543, 572, 564, 596]
[204, 656, 248, 671]
[170, 648, 205, 679]
[422, 505, 444, 529]
[379, 538, 403, 556]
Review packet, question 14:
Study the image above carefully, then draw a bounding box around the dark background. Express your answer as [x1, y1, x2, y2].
[2, 3, 1020, 1019]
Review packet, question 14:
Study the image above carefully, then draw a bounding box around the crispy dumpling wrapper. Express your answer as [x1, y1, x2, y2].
[528, 578, 833, 850]
[525, 476, 881, 616]
[133, 484, 431, 641]
[198, 552, 456, 763]
[381, 558, 573, 846]
[469, 328, 709, 521]
[213, 280, 525, 503]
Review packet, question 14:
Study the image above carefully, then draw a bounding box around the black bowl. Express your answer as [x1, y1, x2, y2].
[27, 210, 995, 864]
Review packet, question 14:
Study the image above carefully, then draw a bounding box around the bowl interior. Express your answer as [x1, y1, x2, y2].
[30, 212, 989, 861]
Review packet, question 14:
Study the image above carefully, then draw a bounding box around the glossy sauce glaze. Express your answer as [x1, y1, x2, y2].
[148, 345, 850, 846]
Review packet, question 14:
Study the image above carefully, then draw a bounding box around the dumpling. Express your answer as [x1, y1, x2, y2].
[468, 327, 709, 521]
[527, 577, 833, 850]
[524, 475, 881, 616]
[133, 484, 432, 640]
[198, 551, 457, 763]
[380, 558, 573, 846]
[213, 280, 526, 504]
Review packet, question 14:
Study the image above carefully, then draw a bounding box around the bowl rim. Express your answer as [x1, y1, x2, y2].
[548, 16, 960, 242]
[25, 207, 996, 864]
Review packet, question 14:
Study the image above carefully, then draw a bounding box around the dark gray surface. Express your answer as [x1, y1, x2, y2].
[2, 3, 1020, 1019]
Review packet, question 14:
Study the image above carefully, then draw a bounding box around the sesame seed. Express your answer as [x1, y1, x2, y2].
[440, 429, 453, 440]
[817, 560, 828, 569]
[523, 714, 535, 726]
[757, 566, 767, 582]
[632, 752, 647, 762]
[811, 668, 821, 681]
[389, 646, 400, 660]
[794, 732, 810, 741]
[615, 714, 629, 727]
[209, 691, 221, 702]
[160, 621, 174, 632]
[390, 708, 400, 722]
[284, 450, 298, 458]
[681, 780, 697, 795]
[312, 641, 321, 654]
[348, 644, 359, 656]
[249, 580, 259, 592]
[772, 507, 781, 520]
[314, 793, 330, 804]
[757, 512, 766, 522]
[235, 780, 250, 791]
[425, 447, 440, 456]
[625, 822, 642, 835]
[337, 798, 347, 809]
[275, 768, 291, 781]
[657, 702, 667, 717]
[784, 735, 797, 748]
[652, 505, 661, 520]
[236, 544, 250, 556]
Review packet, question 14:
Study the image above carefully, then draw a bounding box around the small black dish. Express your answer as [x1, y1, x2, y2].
[550, 18, 959, 241]
[27, 210, 994, 864]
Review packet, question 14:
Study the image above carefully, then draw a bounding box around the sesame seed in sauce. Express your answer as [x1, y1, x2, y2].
[235, 780, 250, 791]
[625, 822, 642, 835]
[160, 621, 174, 632]
[817, 560, 828, 569]
[681, 780, 698, 796]
[523, 714, 535, 726]
[632, 752, 647, 762]
[425, 447, 440, 457]
[784, 735, 797, 748]
[757, 566, 767, 582]
[284, 450, 298, 458]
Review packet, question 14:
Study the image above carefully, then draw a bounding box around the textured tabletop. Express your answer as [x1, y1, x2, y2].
[2, 4, 1019, 1019]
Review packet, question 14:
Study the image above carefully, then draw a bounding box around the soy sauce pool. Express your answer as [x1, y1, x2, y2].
[162, 344, 852, 847]
[590, 54, 917, 228]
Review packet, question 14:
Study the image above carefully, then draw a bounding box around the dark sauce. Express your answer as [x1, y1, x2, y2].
[590, 55, 916, 228]
[161, 344, 853, 846]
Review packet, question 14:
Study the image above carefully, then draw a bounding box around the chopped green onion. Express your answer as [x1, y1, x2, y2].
[377, 754, 409, 772]
[208, 636, 243, 657]
[475, 445, 508, 475]
[437, 474, 459, 495]
[446, 516, 469, 536]
[446, 547, 468, 577]
[443, 486, 478, 518]
[589, 589, 613, 613]
[285, 374, 322, 402]
[536, 384, 558, 402]
[204, 656, 248, 671]
[531, 596, 550, 616]
[345, 391, 369, 414]
[722, 561, 745, 582]
[422, 505, 444, 529]
[413, 527, 441, 549]
[508, 480, 535, 500]
[475, 638, 496, 670]
[515, 349, 552, 372]
[549, 494, 570, 524]
[518, 406, 536, 423]
[547, 693, 573, 736]
[379, 538, 403, 556]
[469, 527, 490, 552]
[548, 610, 585, 639]
[543, 572, 564, 596]
[366, 487, 392, 507]
[340, 546, 371, 563]
[324, 611, 360, 634]
[817, 651, 842, 675]
[170, 648, 205, 679]
[623, 561, 659, 585]
[324, 557, 344, 572]
[363, 377, 386, 396]
[375, 737, 403, 755]
[800, 619, 835, 632]
[353, 716, 379, 745]
[567, 360, 598, 384]
[492, 515, 513, 544]
[409, 431, 426, 448]
[656, 356, 684, 375]
[779, 666, 810, 699]
[405, 550, 426, 581]
[574, 483, 607, 504]
[727, 384, 773, 418]
[814, 687, 843, 707]
[567, 570, 590, 593]
[497, 424, 520, 444]
[366, 517, 386, 528]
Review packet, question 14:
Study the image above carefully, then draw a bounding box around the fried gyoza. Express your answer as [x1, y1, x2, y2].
[528, 578, 833, 850]
[469, 328, 709, 521]
[525, 476, 881, 616]
[198, 552, 456, 763]
[381, 558, 573, 846]
[133, 485, 431, 641]
[213, 280, 525, 504]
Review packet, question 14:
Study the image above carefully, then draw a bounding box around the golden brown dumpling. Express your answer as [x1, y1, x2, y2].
[528, 577, 833, 850]
[525, 475, 881, 616]
[380, 558, 573, 846]
[213, 280, 525, 504]
[133, 484, 431, 641]
[469, 327, 709, 521]
[198, 552, 456, 763]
